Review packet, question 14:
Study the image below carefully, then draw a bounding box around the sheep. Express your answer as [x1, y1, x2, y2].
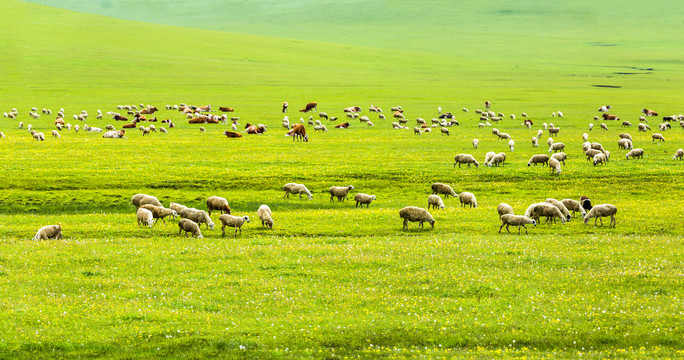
[160, 127, 167, 133]
[256, 205, 274, 228]
[458, 192, 477, 208]
[545, 198, 572, 221]
[600, 123, 608, 131]
[531, 137, 538, 147]
[105, 124, 116, 131]
[524, 202, 566, 224]
[38, 132, 45, 141]
[510, 114, 515, 120]
[617, 138, 633, 150]
[548, 142, 565, 153]
[497, 132, 511, 140]
[329, 185, 355, 202]
[487, 152, 506, 167]
[472, 139, 479, 149]
[548, 127, 560, 136]
[499, 215, 536, 234]
[283, 183, 313, 200]
[561, 199, 586, 217]
[638, 123, 651, 132]
[219, 214, 250, 236]
[484, 151, 496, 165]
[625, 148, 644, 159]
[453, 154, 479, 168]
[547, 137, 554, 147]
[491, 128, 500, 136]
[549, 157, 561, 174]
[622, 121, 632, 127]
[583, 204, 618, 227]
[618, 133, 633, 141]
[536, 129, 543, 138]
[199, 127, 205, 133]
[651, 133, 665, 141]
[497, 203, 514, 219]
[528, 154, 549, 166]
[74, 125, 79, 132]
[0, 132, 4, 138]
[28, 124, 32, 132]
[140, 204, 178, 226]
[521, 112, 528, 117]
[180, 208, 215, 230]
[593, 153, 607, 166]
[440, 127, 450, 136]
[206, 196, 231, 215]
[674, 148, 684, 160]
[136, 208, 155, 228]
[18, 122, 23, 129]
[170, 202, 188, 214]
[431, 183, 457, 198]
[178, 218, 203, 238]
[591, 142, 605, 152]
[428, 194, 445, 210]
[582, 133, 588, 141]
[399, 206, 435, 231]
[32, 224, 62, 240]
[508, 139, 515, 151]
[551, 152, 567, 165]
[51, 130, 61, 139]
[131, 194, 162, 209]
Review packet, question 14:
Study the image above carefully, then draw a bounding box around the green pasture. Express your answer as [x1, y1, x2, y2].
[0, 0, 683, 358]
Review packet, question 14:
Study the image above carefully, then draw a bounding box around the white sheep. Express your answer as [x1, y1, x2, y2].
[484, 151, 496, 165]
[160, 127, 168, 133]
[617, 138, 633, 150]
[547, 137, 554, 147]
[589, 123, 594, 130]
[545, 198, 572, 221]
[651, 133, 665, 141]
[674, 149, 684, 160]
[0, 132, 4, 138]
[524, 202, 566, 224]
[548, 142, 565, 153]
[283, 183, 313, 200]
[131, 194, 162, 209]
[32, 224, 62, 240]
[427, 194, 445, 210]
[256, 205, 273, 228]
[178, 218, 203, 238]
[487, 153, 506, 167]
[354, 193, 376, 208]
[136, 208, 154, 228]
[140, 204, 178, 226]
[536, 129, 543, 138]
[549, 157, 561, 174]
[458, 192, 477, 208]
[531, 137, 538, 147]
[453, 154, 479, 168]
[431, 183, 457, 198]
[499, 215, 536, 234]
[625, 148, 644, 159]
[582, 133, 588, 141]
[329, 185, 355, 202]
[561, 199, 586, 217]
[170, 202, 188, 214]
[497, 203, 514, 219]
[593, 153, 607, 166]
[180, 208, 215, 230]
[399, 206, 435, 231]
[219, 214, 250, 236]
[206, 196, 232, 215]
[472, 139, 479, 149]
[51, 130, 61, 139]
[508, 139, 515, 151]
[600, 123, 608, 131]
[583, 204, 617, 227]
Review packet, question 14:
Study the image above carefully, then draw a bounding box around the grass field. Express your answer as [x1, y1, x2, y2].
[1, 0, 683, 358]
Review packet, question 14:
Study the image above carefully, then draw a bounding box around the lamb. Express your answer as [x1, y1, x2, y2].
[283, 183, 313, 199]
[593, 153, 607, 166]
[131, 194, 162, 209]
[136, 208, 155, 228]
[497, 203, 514, 218]
[545, 198, 572, 221]
[180, 208, 215, 230]
[458, 192, 477, 208]
[256, 205, 273, 228]
[32, 224, 62, 240]
[206, 196, 232, 215]
[583, 204, 618, 227]
[170, 202, 188, 214]
[651, 133, 665, 141]
[472, 139, 479, 149]
[219, 214, 250, 236]
[524, 202, 566, 224]
[453, 154, 479, 168]
[427, 194, 445, 210]
[178, 218, 203, 238]
[329, 185, 355, 202]
[561, 199, 586, 217]
[140, 204, 178, 226]
[548, 142, 565, 153]
[499, 215, 536, 234]
[674, 148, 684, 160]
[431, 183, 457, 198]
[508, 139, 515, 151]
[487, 152, 506, 167]
[399, 206, 435, 231]
[354, 193, 376, 208]
[528, 154, 549, 166]
[625, 148, 644, 159]
[549, 157, 561, 174]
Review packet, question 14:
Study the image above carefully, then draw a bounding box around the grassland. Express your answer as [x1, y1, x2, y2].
[1, 0, 683, 358]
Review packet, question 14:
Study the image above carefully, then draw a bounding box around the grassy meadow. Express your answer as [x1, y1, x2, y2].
[0, 0, 683, 358]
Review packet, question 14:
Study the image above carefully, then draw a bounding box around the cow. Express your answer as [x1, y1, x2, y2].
[602, 113, 620, 121]
[188, 117, 206, 124]
[285, 124, 308, 142]
[335, 122, 350, 129]
[139, 106, 158, 115]
[438, 113, 454, 119]
[122, 123, 137, 129]
[222, 130, 243, 138]
[344, 106, 361, 113]
[244, 124, 266, 134]
[103, 130, 126, 138]
[54, 117, 65, 125]
[642, 108, 658, 116]
[299, 102, 318, 113]
[113, 114, 128, 121]
[219, 106, 234, 112]
[598, 105, 612, 112]
[197, 105, 212, 112]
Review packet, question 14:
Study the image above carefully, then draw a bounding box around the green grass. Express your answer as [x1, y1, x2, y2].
[1, 0, 683, 358]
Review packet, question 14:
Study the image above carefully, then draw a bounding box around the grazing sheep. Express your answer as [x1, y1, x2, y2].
[105, 124, 116, 131]
[131, 194, 162, 209]
[51, 130, 61, 138]
[528, 154, 549, 166]
[674, 148, 684, 160]
[458, 192, 477, 208]
[583, 204, 618, 227]
[32, 224, 62, 240]
[508, 139, 515, 151]
[536, 129, 543, 138]
[0, 132, 4, 138]
[497, 203, 514, 219]
[329, 185, 355, 202]
[550, 152, 567, 165]
[472, 139, 479, 149]
[547, 137, 554, 147]
[625, 148, 644, 159]
[499, 215, 536, 234]
[440, 127, 450, 136]
[160, 127, 167, 133]
[491, 128, 500, 136]
[27, 124, 32, 132]
[353, 193, 376, 208]
[521, 112, 528, 117]
[548, 142, 565, 153]
[622, 121, 632, 127]
[399, 206, 435, 231]
[524, 202, 566, 224]
[531, 137, 538, 147]
[140, 204, 178, 226]
[548, 127, 560, 136]
[545, 198, 572, 221]
[638, 123, 651, 132]
[219, 214, 250, 236]
[600, 123, 608, 131]
[136, 208, 155, 228]
[617, 138, 633, 150]
[589, 123, 594, 130]
[497, 132, 511, 140]
[206, 196, 232, 215]
[453, 154, 479, 168]
[618, 133, 633, 141]
[256, 205, 274, 228]
[431, 183, 458, 198]
[74, 125, 79, 132]
[180, 208, 215, 230]
[170, 202, 188, 214]
[582, 133, 589, 142]
[549, 157, 561, 174]
[283, 183, 313, 200]
[178, 218, 203, 238]
[652, 133, 665, 141]
[484, 151, 496, 165]
[487, 152, 506, 167]
[427, 194, 445, 210]
[510, 114, 515, 120]
[591, 142, 605, 152]
[561, 199, 586, 217]
[593, 153, 607, 166]
[199, 127, 205, 133]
